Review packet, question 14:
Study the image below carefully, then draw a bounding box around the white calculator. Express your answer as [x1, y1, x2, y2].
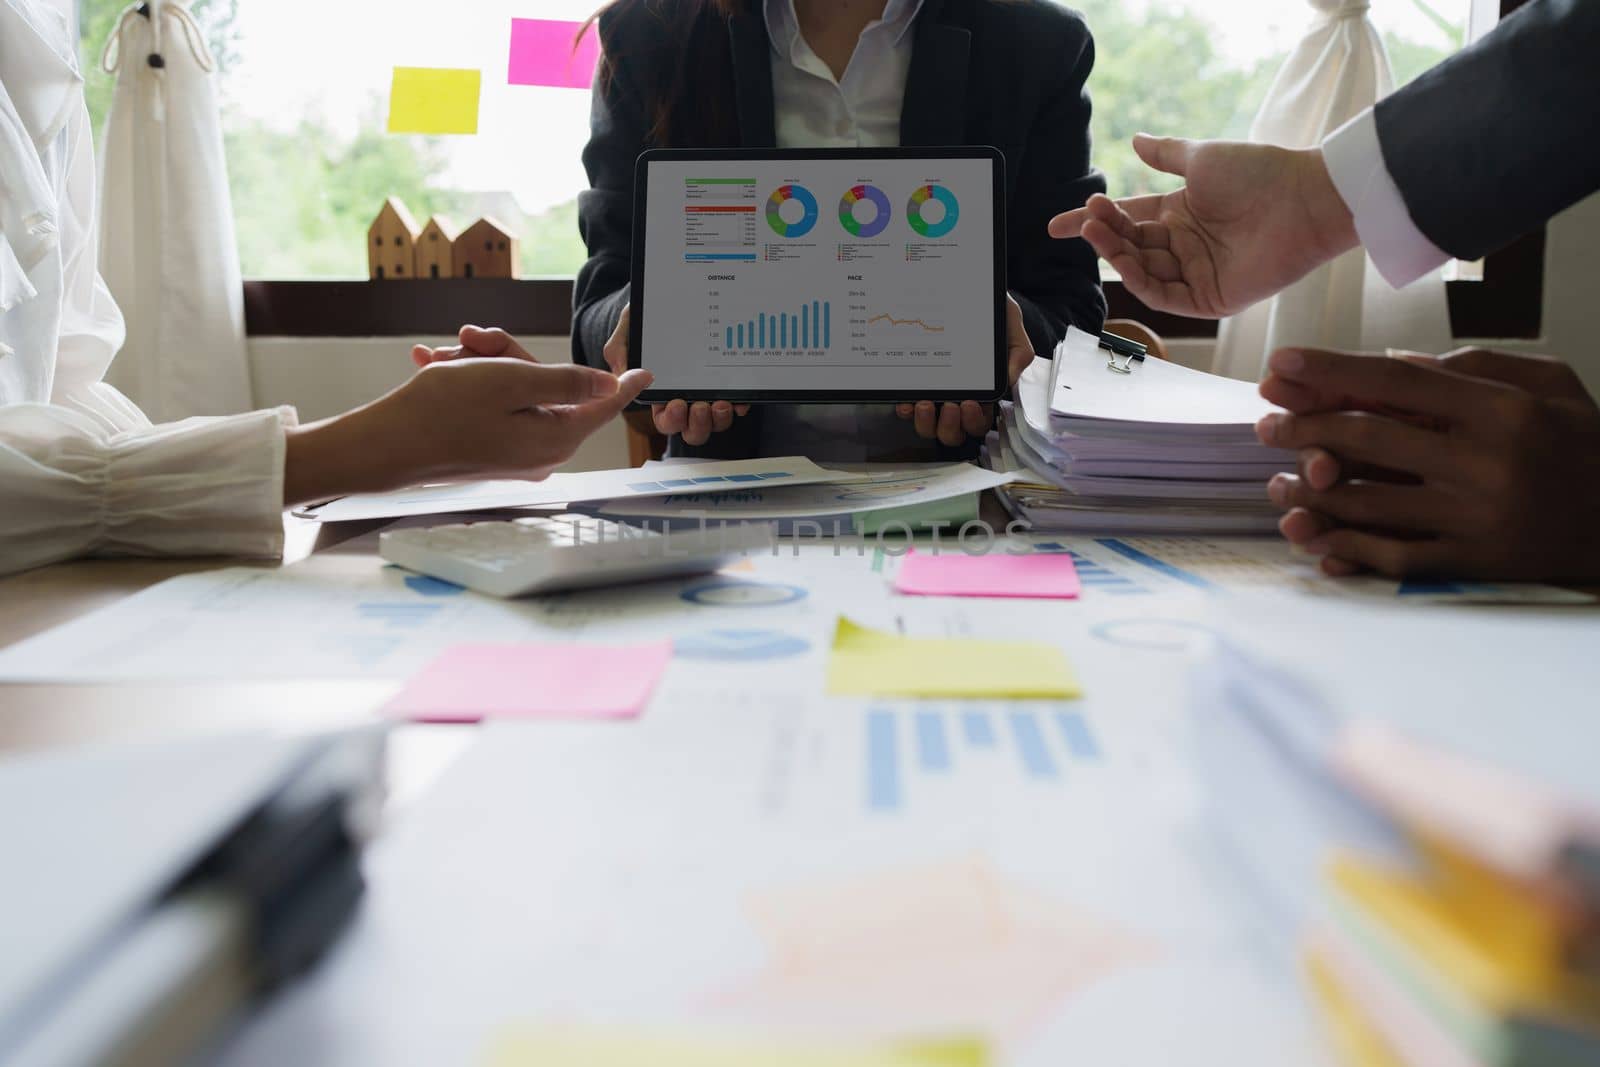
[379, 514, 774, 598]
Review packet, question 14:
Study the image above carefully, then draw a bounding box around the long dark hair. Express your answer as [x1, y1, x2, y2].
[583, 0, 747, 147]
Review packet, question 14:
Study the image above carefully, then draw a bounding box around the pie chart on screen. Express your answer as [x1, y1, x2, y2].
[838, 183, 892, 238]
[906, 183, 960, 239]
[766, 183, 820, 238]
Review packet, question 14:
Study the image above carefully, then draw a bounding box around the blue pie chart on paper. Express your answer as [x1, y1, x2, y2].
[675, 629, 812, 661]
[680, 580, 809, 607]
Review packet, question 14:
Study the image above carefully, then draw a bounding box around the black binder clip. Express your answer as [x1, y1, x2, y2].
[1098, 331, 1148, 375]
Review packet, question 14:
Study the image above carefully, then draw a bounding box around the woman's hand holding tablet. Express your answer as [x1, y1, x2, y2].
[894, 295, 1034, 446]
[616, 294, 1028, 448]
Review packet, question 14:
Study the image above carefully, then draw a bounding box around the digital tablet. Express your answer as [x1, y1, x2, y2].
[629, 147, 1007, 404]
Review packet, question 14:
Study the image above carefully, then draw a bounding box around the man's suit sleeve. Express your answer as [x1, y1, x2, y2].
[1008, 13, 1107, 358]
[572, 13, 650, 370]
[1374, 0, 1600, 261]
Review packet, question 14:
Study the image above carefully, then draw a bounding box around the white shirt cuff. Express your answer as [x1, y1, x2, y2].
[1321, 110, 1452, 290]
[0, 403, 297, 577]
[101, 406, 297, 562]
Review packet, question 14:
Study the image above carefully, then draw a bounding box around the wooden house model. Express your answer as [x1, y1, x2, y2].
[368, 196, 421, 280]
[452, 217, 519, 279]
[415, 215, 460, 279]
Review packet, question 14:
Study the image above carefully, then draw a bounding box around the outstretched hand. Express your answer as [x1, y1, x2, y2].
[1048, 134, 1360, 319]
[283, 353, 652, 506]
[412, 324, 537, 366]
[600, 303, 751, 446]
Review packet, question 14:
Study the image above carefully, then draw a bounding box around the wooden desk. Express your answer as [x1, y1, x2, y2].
[0, 518, 400, 755]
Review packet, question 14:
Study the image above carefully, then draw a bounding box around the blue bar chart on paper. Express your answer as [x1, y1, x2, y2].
[865, 703, 1101, 812]
[722, 299, 832, 352]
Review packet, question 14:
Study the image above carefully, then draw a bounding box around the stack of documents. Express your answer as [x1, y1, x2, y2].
[1189, 601, 1600, 1067]
[591, 462, 1015, 535]
[985, 327, 1293, 533]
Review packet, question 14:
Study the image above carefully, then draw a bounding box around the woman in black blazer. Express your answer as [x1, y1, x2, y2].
[573, 0, 1106, 459]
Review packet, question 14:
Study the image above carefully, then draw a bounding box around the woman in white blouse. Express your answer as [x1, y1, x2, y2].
[0, 0, 647, 578]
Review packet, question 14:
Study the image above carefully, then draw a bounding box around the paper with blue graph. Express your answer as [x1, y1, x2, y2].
[5, 529, 1577, 688]
[0, 537, 1059, 683]
[221, 673, 1324, 1067]
[0, 534, 1240, 685]
[862, 703, 1101, 813]
[192, 545, 1302, 1067]
[1026, 534, 1595, 605]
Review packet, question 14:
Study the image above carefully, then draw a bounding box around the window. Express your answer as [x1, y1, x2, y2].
[75, 0, 1533, 338]
[79, 0, 596, 280]
[1079, 0, 1472, 208]
[1075, 0, 1536, 338]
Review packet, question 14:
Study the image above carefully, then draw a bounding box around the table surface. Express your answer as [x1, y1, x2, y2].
[0, 517, 404, 754]
[0, 495, 1028, 755]
[8, 506, 1597, 1067]
[5, 502, 1593, 757]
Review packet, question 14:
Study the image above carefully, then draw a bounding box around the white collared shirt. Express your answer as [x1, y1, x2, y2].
[1322, 109, 1452, 289]
[757, 0, 937, 461]
[0, 0, 291, 577]
[765, 0, 923, 150]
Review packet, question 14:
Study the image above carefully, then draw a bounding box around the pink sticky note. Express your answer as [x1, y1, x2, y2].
[507, 18, 601, 89]
[385, 641, 672, 723]
[892, 549, 1081, 599]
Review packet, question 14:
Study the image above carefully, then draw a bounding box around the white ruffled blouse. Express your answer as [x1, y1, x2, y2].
[0, 0, 292, 578]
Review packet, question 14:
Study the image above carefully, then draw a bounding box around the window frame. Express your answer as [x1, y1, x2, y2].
[242, 0, 1542, 341]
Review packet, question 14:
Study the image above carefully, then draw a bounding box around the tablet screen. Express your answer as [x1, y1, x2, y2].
[632, 152, 1003, 402]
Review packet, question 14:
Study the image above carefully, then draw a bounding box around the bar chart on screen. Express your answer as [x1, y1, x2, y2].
[864, 703, 1102, 813]
[717, 299, 833, 353]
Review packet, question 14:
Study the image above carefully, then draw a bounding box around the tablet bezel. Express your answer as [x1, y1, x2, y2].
[628, 147, 1008, 404]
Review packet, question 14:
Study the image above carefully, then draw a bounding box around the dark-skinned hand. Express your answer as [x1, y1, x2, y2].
[1255, 346, 1600, 581]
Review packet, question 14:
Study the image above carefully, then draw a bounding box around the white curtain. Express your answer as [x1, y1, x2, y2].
[97, 0, 252, 419]
[1211, 0, 1451, 382]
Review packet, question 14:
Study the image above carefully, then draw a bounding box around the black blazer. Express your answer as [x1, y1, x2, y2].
[573, 0, 1106, 458]
[1376, 0, 1600, 260]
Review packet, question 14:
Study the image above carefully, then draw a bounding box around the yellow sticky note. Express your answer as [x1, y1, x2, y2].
[387, 67, 481, 135]
[485, 1029, 987, 1067]
[826, 618, 1081, 699]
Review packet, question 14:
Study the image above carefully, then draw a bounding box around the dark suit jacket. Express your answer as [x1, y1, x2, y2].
[1376, 0, 1600, 260]
[572, 0, 1106, 458]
